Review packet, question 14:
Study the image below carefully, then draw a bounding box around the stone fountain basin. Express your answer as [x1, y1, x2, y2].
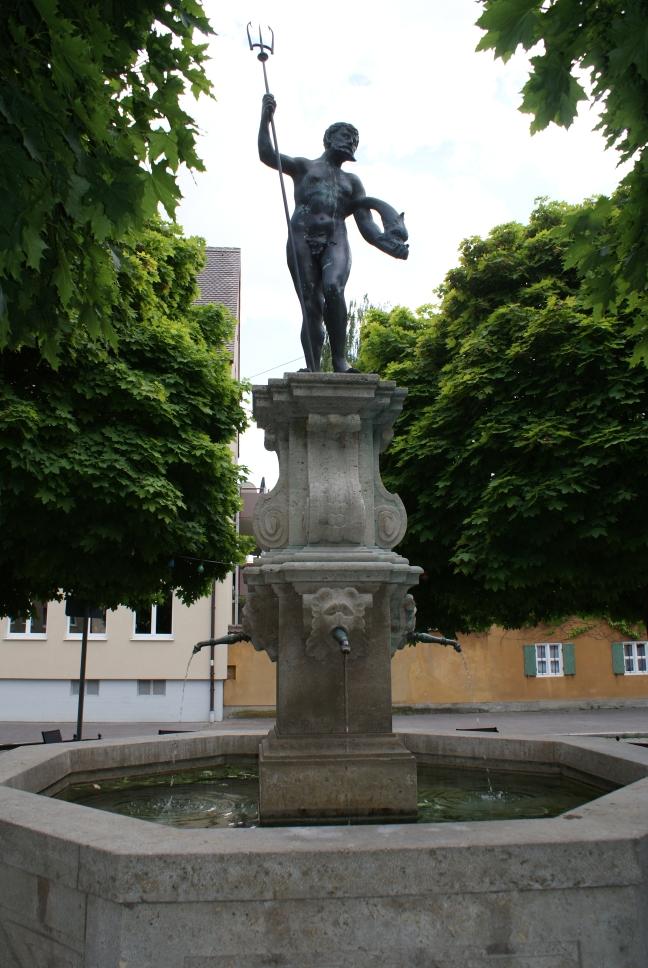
[1, 730, 647, 968]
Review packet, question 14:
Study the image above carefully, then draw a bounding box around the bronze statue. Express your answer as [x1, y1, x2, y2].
[259, 94, 409, 373]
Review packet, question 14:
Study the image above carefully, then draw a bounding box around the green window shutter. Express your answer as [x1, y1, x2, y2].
[611, 642, 625, 675]
[562, 643, 576, 676]
[523, 644, 537, 676]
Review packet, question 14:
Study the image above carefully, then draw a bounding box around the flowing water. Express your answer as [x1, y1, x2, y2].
[177, 654, 195, 724]
[458, 651, 477, 712]
[54, 759, 614, 829]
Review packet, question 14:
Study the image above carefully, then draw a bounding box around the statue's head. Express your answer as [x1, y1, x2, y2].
[323, 122, 359, 161]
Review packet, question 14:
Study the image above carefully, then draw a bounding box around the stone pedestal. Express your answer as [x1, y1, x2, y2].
[258, 731, 417, 824]
[242, 373, 421, 823]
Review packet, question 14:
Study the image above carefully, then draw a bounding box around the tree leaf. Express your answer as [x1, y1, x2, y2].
[476, 0, 542, 60]
[22, 228, 48, 270]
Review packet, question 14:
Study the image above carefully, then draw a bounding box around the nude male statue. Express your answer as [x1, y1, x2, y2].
[259, 94, 409, 373]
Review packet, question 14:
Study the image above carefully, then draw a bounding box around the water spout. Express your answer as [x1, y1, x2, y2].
[192, 632, 251, 656]
[331, 626, 351, 653]
[408, 631, 462, 653]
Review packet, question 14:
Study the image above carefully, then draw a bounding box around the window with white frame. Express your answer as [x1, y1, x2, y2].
[137, 680, 166, 696]
[623, 641, 647, 674]
[67, 611, 107, 638]
[536, 642, 563, 676]
[70, 680, 100, 695]
[5, 602, 48, 638]
[524, 642, 575, 677]
[133, 594, 173, 638]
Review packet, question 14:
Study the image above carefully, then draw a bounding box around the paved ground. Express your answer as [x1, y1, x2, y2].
[2, 706, 647, 747]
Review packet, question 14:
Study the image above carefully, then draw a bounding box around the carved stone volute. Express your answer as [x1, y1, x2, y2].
[250, 373, 408, 551]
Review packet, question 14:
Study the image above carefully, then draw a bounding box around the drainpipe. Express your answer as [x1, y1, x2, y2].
[209, 581, 216, 724]
[233, 512, 240, 626]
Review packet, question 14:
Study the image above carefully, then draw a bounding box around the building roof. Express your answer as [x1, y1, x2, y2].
[196, 246, 241, 320]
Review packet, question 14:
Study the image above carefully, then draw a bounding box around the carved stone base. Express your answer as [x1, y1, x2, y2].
[258, 728, 417, 824]
[244, 549, 420, 736]
[245, 373, 423, 825]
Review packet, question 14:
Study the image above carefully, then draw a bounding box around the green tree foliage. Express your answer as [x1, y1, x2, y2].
[358, 199, 648, 634]
[476, 0, 648, 362]
[0, 219, 249, 618]
[0, 0, 213, 362]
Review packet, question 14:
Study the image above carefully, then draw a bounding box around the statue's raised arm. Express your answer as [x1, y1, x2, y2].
[258, 94, 300, 177]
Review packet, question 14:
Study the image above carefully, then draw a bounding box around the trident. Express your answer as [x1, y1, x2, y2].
[247, 24, 316, 371]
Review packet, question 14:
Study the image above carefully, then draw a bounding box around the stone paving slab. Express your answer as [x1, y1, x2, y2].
[1, 705, 648, 747]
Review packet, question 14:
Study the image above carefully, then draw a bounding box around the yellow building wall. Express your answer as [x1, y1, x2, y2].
[392, 620, 648, 704]
[224, 641, 276, 707]
[224, 619, 648, 709]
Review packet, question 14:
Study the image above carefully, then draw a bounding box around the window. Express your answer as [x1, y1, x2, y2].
[137, 680, 166, 696]
[523, 643, 575, 677]
[536, 643, 563, 676]
[67, 611, 107, 638]
[71, 680, 100, 695]
[612, 641, 648, 675]
[133, 594, 173, 638]
[6, 602, 48, 638]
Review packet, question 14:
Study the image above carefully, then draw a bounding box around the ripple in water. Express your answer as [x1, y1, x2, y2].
[415, 765, 599, 822]
[55, 760, 611, 828]
[56, 762, 260, 829]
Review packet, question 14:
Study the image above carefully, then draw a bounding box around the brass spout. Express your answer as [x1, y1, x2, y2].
[331, 626, 351, 654]
[192, 632, 251, 656]
[408, 631, 462, 653]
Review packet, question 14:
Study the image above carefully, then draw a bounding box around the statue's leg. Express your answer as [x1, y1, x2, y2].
[322, 236, 353, 373]
[287, 239, 325, 371]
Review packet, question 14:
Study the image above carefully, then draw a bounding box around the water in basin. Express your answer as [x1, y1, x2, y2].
[54, 758, 613, 828]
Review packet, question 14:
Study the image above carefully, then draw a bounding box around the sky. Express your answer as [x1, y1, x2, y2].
[176, 0, 626, 489]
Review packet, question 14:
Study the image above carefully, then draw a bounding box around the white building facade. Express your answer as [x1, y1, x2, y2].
[0, 588, 232, 722]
